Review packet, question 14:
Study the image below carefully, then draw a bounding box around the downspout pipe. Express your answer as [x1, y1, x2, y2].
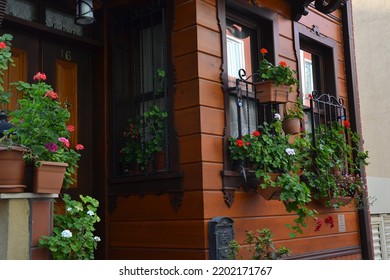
[341, 1, 374, 260]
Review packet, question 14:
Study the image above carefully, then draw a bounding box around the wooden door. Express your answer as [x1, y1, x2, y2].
[0, 29, 93, 197]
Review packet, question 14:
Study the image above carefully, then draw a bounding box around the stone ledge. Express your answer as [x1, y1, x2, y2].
[0, 192, 59, 200]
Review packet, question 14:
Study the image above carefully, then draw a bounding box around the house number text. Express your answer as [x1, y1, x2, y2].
[61, 49, 72, 61]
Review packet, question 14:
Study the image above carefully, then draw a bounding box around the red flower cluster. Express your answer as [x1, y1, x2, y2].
[324, 216, 334, 229]
[0, 42, 7, 49]
[279, 61, 288, 67]
[314, 216, 334, 232]
[343, 120, 350, 128]
[33, 71, 47, 81]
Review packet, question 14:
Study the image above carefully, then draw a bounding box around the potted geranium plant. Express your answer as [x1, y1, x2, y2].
[121, 104, 168, 173]
[282, 98, 304, 135]
[0, 33, 31, 193]
[303, 120, 369, 208]
[5, 72, 84, 193]
[255, 48, 299, 104]
[229, 114, 315, 237]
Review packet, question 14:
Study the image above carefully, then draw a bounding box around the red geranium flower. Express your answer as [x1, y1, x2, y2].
[236, 139, 244, 147]
[253, 131, 260, 137]
[0, 42, 7, 49]
[279, 61, 288, 67]
[343, 120, 350, 128]
[260, 48, 268, 55]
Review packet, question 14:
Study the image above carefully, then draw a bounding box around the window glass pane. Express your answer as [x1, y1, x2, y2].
[46, 8, 84, 36]
[226, 20, 255, 86]
[6, 0, 37, 22]
[111, 3, 168, 177]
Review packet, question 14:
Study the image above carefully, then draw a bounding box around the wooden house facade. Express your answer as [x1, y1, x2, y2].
[0, 0, 373, 259]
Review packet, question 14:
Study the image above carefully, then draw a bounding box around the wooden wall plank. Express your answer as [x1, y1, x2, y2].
[109, 247, 208, 260]
[201, 134, 223, 162]
[109, 220, 206, 248]
[176, 106, 201, 136]
[200, 106, 224, 135]
[199, 79, 224, 109]
[110, 192, 205, 222]
[174, 1, 197, 31]
[197, 0, 219, 32]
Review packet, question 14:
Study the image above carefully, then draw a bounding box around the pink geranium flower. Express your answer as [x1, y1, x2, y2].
[58, 137, 70, 148]
[0, 42, 7, 49]
[44, 90, 58, 99]
[76, 144, 84, 151]
[33, 72, 47, 81]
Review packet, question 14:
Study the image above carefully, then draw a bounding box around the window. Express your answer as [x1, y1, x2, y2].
[219, 0, 277, 206]
[222, 5, 275, 140]
[110, 1, 170, 177]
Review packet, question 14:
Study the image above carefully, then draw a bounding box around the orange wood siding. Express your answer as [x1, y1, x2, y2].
[108, 0, 359, 260]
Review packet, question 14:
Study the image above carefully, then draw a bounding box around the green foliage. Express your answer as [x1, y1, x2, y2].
[5, 74, 83, 188]
[228, 115, 369, 236]
[38, 194, 101, 260]
[0, 33, 15, 104]
[121, 105, 168, 171]
[303, 122, 369, 208]
[228, 228, 291, 260]
[283, 99, 304, 120]
[258, 48, 299, 92]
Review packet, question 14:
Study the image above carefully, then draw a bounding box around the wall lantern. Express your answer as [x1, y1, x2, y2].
[69, 0, 102, 26]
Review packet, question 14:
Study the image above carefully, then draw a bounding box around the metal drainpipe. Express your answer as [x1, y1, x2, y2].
[341, 1, 374, 260]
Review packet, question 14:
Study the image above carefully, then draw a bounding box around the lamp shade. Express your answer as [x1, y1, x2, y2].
[75, 0, 96, 25]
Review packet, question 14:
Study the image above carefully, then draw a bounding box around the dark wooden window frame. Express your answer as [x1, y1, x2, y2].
[293, 22, 339, 99]
[218, 0, 279, 207]
[107, 0, 183, 211]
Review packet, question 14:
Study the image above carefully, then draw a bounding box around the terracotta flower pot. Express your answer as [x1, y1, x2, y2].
[282, 118, 301, 135]
[318, 196, 353, 207]
[258, 172, 282, 200]
[0, 146, 28, 193]
[254, 80, 289, 104]
[34, 161, 68, 194]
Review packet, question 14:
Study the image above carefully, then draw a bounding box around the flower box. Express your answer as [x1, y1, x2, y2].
[318, 196, 353, 207]
[34, 161, 68, 194]
[258, 172, 282, 200]
[254, 80, 289, 104]
[258, 186, 283, 200]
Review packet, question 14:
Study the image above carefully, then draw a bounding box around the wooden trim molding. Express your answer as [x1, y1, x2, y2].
[287, 246, 362, 260]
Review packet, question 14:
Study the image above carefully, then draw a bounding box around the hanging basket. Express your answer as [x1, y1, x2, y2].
[254, 80, 289, 104]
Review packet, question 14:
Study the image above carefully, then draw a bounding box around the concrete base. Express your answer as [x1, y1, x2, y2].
[0, 193, 58, 260]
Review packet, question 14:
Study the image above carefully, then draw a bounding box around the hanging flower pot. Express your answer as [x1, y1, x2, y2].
[34, 161, 68, 194]
[254, 80, 289, 104]
[318, 196, 353, 207]
[258, 172, 283, 200]
[282, 118, 301, 135]
[0, 146, 28, 193]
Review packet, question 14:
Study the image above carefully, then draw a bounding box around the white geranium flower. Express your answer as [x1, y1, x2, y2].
[61, 229, 72, 238]
[66, 207, 72, 212]
[87, 210, 94, 216]
[94, 236, 101, 242]
[274, 113, 281, 120]
[285, 148, 295, 156]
